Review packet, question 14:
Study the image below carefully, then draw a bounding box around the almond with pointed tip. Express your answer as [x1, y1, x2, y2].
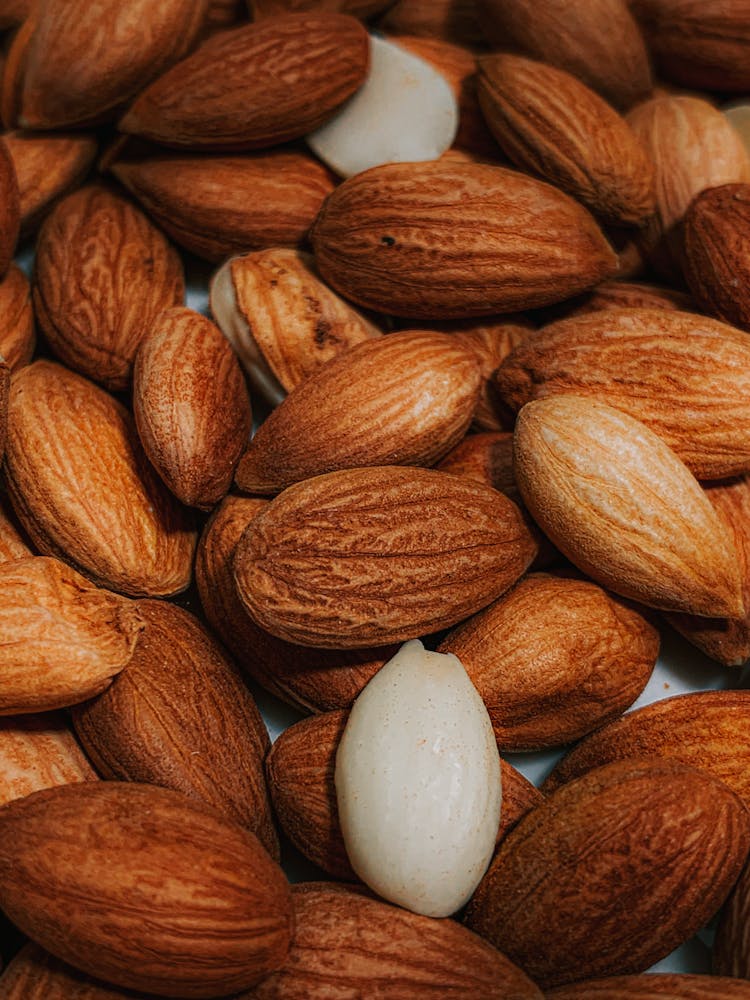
[0, 263, 35, 370]
[0, 712, 96, 807]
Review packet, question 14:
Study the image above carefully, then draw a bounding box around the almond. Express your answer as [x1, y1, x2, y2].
[234, 465, 539, 648]
[0, 355, 7, 460]
[548, 973, 750, 998]
[513, 395, 744, 617]
[450, 318, 530, 432]
[0, 782, 293, 997]
[111, 149, 335, 263]
[496, 307, 750, 480]
[71, 599, 278, 859]
[0, 713, 96, 807]
[33, 184, 185, 391]
[133, 307, 252, 509]
[251, 0, 394, 16]
[0, 494, 31, 563]
[0, 135, 19, 277]
[566, 279, 697, 317]
[715, 853, 750, 979]
[310, 158, 618, 318]
[438, 572, 658, 751]
[0, 0, 29, 29]
[0, 942, 145, 998]
[119, 14, 370, 149]
[437, 431, 517, 494]
[234, 330, 481, 494]
[0, 262, 34, 370]
[5, 360, 197, 597]
[0, 556, 144, 714]
[476, 53, 655, 227]
[379, 0, 484, 47]
[464, 758, 750, 988]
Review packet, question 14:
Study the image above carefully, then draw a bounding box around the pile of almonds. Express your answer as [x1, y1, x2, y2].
[4, 0, 750, 996]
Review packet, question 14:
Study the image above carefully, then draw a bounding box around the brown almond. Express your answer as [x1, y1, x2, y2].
[0, 712, 96, 807]
[0, 135, 19, 277]
[0, 0, 29, 29]
[5, 360, 197, 597]
[0, 494, 32, 563]
[715, 853, 750, 978]
[0, 941, 147, 998]
[451, 318, 530, 432]
[566, 279, 697, 317]
[0, 262, 35, 370]
[235, 330, 481, 494]
[379, 0, 484, 47]
[0, 354, 7, 461]
[133, 307, 252, 510]
[234, 465, 538, 648]
[119, 14, 370, 149]
[548, 973, 750, 998]
[204, 0, 246, 33]
[251, 0, 394, 17]
[437, 431, 517, 494]
[465, 758, 750, 988]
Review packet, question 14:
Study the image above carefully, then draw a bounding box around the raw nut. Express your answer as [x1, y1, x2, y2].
[119, 13, 370, 149]
[0, 0, 29, 28]
[33, 184, 185, 391]
[450, 318, 530, 432]
[0, 556, 144, 715]
[476, 0, 652, 110]
[0, 941, 146, 998]
[0, 355, 7, 461]
[251, 0, 394, 16]
[715, 853, 750, 978]
[5, 360, 197, 597]
[133, 307, 252, 510]
[234, 330, 481, 494]
[513, 395, 745, 617]
[437, 432, 517, 494]
[195, 495, 392, 713]
[0, 713, 96, 807]
[246, 882, 544, 999]
[203, 0, 246, 34]
[0, 135, 20, 278]
[548, 973, 750, 998]
[566, 279, 697, 317]
[0, 263, 35, 370]
[379, 0, 484, 47]
[0, 782, 294, 997]
[111, 149, 335, 263]
[209, 249, 381, 407]
[543, 691, 750, 805]
[310, 158, 618, 319]
[438, 572, 659, 751]
[495, 307, 750, 480]
[0, 495, 32, 563]
[464, 757, 750, 988]
[71, 599, 278, 859]
[234, 465, 539, 648]
[476, 53, 655, 227]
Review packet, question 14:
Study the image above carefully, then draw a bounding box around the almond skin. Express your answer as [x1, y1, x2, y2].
[715, 854, 750, 978]
[235, 330, 481, 494]
[451, 319, 530, 432]
[311, 158, 618, 319]
[0, 355, 7, 461]
[119, 14, 370, 149]
[496, 307, 750, 480]
[513, 395, 745, 617]
[5, 360, 196, 597]
[566, 280, 697, 317]
[0, 941, 149, 998]
[0, 494, 32, 563]
[0, 135, 20, 278]
[111, 149, 335, 263]
[464, 758, 750, 988]
[234, 465, 539, 648]
[379, 0, 485, 47]
[476, 53, 655, 227]
[437, 432, 517, 494]
[0, 782, 293, 998]
[0, 713, 96, 807]
[133, 307, 252, 510]
[251, 0, 394, 16]
[0, 262, 35, 370]
[548, 973, 750, 998]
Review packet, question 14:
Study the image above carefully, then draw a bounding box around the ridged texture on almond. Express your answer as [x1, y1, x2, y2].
[0, 262, 35, 369]
[451, 320, 530, 431]
[119, 14, 370, 149]
[715, 852, 750, 978]
[33, 184, 185, 390]
[437, 432, 517, 493]
[0, 136, 19, 277]
[465, 758, 750, 988]
[196, 495, 392, 711]
[514, 395, 744, 617]
[0, 356, 7, 461]
[133, 307, 251, 510]
[667, 475, 750, 666]
[0, 556, 144, 715]
[235, 331, 481, 494]
[0, 783, 293, 998]
[4, 130, 98, 236]
[0, 495, 32, 563]
[312, 159, 618, 319]
[682, 184, 750, 331]
[567, 280, 696, 317]
[0, 942, 148, 998]
[8, 0, 209, 128]
[439, 573, 658, 751]
[111, 150, 335, 263]
[71, 600, 277, 859]
[247, 882, 543, 1000]
[544, 691, 750, 806]
[234, 465, 539, 648]
[5, 361, 196, 597]
[379, 0, 484, 46]
[548, 973, 750, 998]
[476, 0, 651, 110]
[477, 54, 654, 227]
[496, 308, 750, 480]
[0, 713, 96, 807]
[252, 0, 394, 16]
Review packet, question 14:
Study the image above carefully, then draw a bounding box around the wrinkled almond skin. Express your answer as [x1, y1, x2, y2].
[0, 713, 96, 807]
[566, 280, 696, 317]
[477, 54, 655, 227]
[437, 432, 517, 494]
[548, 973, 750, 998]
[0, 136, 20, 278]
[33, 184, 185, 390]
[311, 159, 618, 319]
[0, 356, 7, 461]
[5, 361, 197, 597]
[0, 783, 294, 998]
[514, 395, 745, 618]
[0, 556, 144, 715]
[119, 14, 370, 149]
[451, 319, 530, 432]
[465, 758, 750, 988]
[234, 465, 539, 648]
[496, 308, 750, 480]
[251, 0, 394, 16]
[438, 573, 658, 751]
[0, 494, 32, 563]
[133, 307, 252, 510]
[235, 330, 481, 494]
[0, 941, 148, 998]
[715, 854, 750, 979]
[0, 262, 35, 370]
[379, 0, 484, 47]
[111, 150, 335, 263]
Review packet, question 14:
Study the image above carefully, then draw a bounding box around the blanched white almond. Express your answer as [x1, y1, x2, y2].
[307, 34, 458, 179]
[334, 638, 501, 918]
